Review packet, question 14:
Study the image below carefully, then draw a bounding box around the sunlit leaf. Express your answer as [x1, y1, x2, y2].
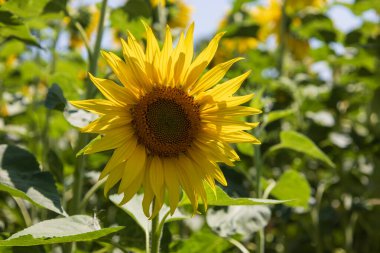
[270, 170, 311, 208]
[268, 130, 335, 168]
[207, 205, 271, 239]
[264, 108, 294, 126]
[180, 185, 286, 207]
[0, 145, 67, 216]
[0, 215, 124, 246]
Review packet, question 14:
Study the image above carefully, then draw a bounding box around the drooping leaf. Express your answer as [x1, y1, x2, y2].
[45, 83, 67, 111]
[207, 205, 271, 239]
[0, 215, 124, 246]
[180, 185, 286, 207]
[110, 194, 188, 232]
[268, 130, 335, 168]
[270, 170, 311, 208]
[0, 144, 67, 216]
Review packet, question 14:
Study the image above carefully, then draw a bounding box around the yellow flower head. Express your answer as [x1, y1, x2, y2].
[151, 0, 166, 7]
[168, 0, 192, 29]
[71, 24, 261, 217]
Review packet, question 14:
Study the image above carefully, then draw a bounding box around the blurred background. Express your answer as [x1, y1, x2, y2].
[1, 0, 379, 252]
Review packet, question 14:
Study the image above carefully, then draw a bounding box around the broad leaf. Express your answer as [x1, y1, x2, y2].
[270, 170, 311, 208]
[45, 83, 67, 111]
[264, 109, 294, 126]
[180, 185, 286, 207]
[0, 215, 124, 246]
[207, 205, 271, 239]
[269, 130, 335, 168]
[0, 145, 66, 216]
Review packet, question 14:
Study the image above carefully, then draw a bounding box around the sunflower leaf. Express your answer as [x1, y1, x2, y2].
[0, 144, 67, 216]
[268, 130, 336, 168]
[0, 215, 124, 246]
[270, 170, 311, 209]
[180, 185, 287, 207]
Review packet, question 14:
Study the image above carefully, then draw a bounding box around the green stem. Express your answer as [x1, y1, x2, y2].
[150, 213, 161, 253]
[276, 0, 287, 75]
[70, 0, 108, 216]
[87, 0, 108, 99]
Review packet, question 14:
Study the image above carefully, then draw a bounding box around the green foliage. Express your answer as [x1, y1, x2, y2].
[1, 0, 379, 252]
[270, 170, 311, 208]
[0, 145, 66, 216]
[0, 215, 124, 246]
[269, 130, 336, 168]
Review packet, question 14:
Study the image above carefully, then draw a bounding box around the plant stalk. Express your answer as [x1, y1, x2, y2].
[70, 0, 108, 215]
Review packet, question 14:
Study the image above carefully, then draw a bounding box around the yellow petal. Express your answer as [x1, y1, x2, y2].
[163, 158, 180, 214]
[99, 136, 138, 179]
[221, 131, 261, 143]
[199, 70, 251, 101]
[89, 73, 134, 106]
[83, 127, 134, 154]
[149, 156, 164, 198]
[189, 57, 243, 96]
[118, 145, 147, 193]
[183, 32, 225, 90]
[81, 114, 132, 134]
[104, 163, 124, 195]
[69, 99, 124, 115]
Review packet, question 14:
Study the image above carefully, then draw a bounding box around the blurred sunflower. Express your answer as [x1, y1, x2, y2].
[68, 6, 99, 49]
[167, 0, 192, 29]
[71, 24, 261, 217]
[286, 0, 327, 14]
[252, 0, 310, 59]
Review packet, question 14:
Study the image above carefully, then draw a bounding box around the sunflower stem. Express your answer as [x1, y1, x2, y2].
[70, 0, 108, 216]
[276, 0, 287, 75]
[150, 212, 161, 253]
[87, 0, 108, 99]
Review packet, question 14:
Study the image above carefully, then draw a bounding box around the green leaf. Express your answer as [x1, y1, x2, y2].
[207, 205, 271, 238]
[0, 0, 50, 18]
[171, 228, 230, 253]
[237, 142, 254, 156]
[0, 145, 67, 216]
[270, 170, 311, 208]
[264, 109, 294, 126]
[0, 215, 124, 246]
[110, 194, 188, 232]
[45, 83, 67, 111]
[269, 130, 335, 168]
[180, 185, 286, 207]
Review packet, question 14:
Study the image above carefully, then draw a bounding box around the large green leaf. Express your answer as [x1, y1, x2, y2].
[180, 185, 286, 207]
[0, 0, 50, 18]
[207, 205, 271, 238]
[270, 170, 311, 209]
[0, 144, 66, 216]
[268, 130, 335, 168]
[0, 215, 124, 246]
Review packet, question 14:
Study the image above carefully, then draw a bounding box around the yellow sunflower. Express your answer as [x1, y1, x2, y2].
[70, 24, 261, 218]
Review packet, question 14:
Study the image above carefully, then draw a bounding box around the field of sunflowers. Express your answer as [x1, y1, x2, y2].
[0, 0, 379, 252]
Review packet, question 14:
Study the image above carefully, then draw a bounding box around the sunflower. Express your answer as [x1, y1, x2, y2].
[70, 24, 261, 218]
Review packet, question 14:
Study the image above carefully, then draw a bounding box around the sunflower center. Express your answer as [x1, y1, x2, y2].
[131, 87, 200, 157]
